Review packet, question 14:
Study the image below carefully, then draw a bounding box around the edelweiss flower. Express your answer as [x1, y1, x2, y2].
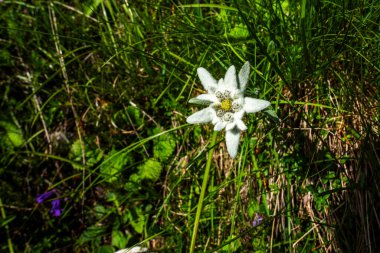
[187, 62, 270, 158]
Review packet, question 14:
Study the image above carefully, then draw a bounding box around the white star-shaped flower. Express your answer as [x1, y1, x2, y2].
[187, 61, 271, 158]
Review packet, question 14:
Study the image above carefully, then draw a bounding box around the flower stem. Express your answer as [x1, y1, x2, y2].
[190, 131, 217, 253]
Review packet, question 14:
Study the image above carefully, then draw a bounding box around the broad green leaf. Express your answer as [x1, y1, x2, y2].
[0, 120, 24, 147]
[153, 130, 176, 162]
[124, 174, 140, 192]
[69, 139, 102, 170]
[137, 159, 162, 182]
[100, 150, 131, 183]
[77, 225, 107, 245]
[248, 200, 259, 218]
[228, 23, 249, 39]
[126, 106, 144, 126]
[70, 139, 82, 158]
[112, 230, 128, 249]
[127, 207, 145, 234]
[94, 205, 108, 220]
[95, 246, 114, 253]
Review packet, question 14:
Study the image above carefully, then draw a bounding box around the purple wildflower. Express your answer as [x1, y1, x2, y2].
[252, 214, 264, 227]
[36, 189, 63, 217]
[36, 190, 55, 203]
[50, 199, 62, 217]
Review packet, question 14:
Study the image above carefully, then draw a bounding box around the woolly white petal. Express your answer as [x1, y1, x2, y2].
[115, 246, 148, 253]
[236, 119, 247, 131]
[189, 94, 218, 105]
[197, 68, 218, 93]
[231, 90, 244, 100]
[238, 61, 250, 92]
[224, 65, 237, 90]
[244, 98, 270, 113]
[234, 109, 245, 120]
[187, 108, 214, 124]
[214, 121, 226, 131]
[225, 128, 241, 158]
[217, 78, 224, 87]
[226, 122, 236, 131]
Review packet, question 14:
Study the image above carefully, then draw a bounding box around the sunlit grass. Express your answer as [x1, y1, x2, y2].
[0, 0, 379, 252]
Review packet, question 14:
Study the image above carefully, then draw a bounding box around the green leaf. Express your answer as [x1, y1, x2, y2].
[127, 207, 145, 234]
[0, 120, 24, 147]
[100, 150, 131, 183]
[95, 246, 114, 253]
[137, 158, 162, 182]
[124, 174, 140, 192]
[0, 215, 16, 227]
[248, 200, 259, 218]
[83, 0, 103, 16]
[69, 139, 102, 170]
[77, 225, 107, 245]
[94, 205, 108, 220]
[0, 49, 13, 66]
[228, 23, 249, 39]
[69, 139, 82, 158]
[153, 129, 176, 162]
[263, 108, 280, 123]
[126, 106, 144, 126]
[112, 230, 129, 249]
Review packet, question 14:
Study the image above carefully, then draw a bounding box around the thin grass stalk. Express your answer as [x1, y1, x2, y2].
[228, 143, 247, 252]
[190, 131, 217, 253]
[48, 2, 87, 211]
[286, 171, 293, 253]
[0, 198, 14, 253]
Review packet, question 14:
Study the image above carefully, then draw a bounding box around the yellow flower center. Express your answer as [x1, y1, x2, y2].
[220, 99, 232, 111]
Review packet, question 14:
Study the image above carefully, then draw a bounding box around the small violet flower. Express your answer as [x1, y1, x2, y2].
[187, 62, 271, 158]
[36, 190, 55, 204]
[252, 213, 264, 227]
[50, 199, 62, 217]
[36, 190, 62, 217]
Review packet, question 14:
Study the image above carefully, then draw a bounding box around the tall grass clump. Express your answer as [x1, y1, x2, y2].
[0, 0, 379, 252]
